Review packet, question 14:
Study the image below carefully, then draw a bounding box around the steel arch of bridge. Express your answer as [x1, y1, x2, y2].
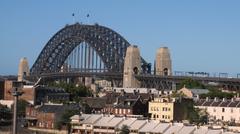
[31, 23, 147, 75]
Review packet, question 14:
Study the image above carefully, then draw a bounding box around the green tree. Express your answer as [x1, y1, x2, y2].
[48, 82, 93, 102]
[200, 86, 235, 99]
[0, 104, 12, 124]
[55, 109, 78, 131]
[120, 125, 130, 134]
[11, 99, 30, 117]
[179, 100, 203, 124]
[18, 99, 30, 117]
[177, 78, 205, 90]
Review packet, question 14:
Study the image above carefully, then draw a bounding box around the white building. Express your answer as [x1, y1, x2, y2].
[70, 114, 240, 134]
[113, 87, 173, 95]
[195, 98, 240, 123]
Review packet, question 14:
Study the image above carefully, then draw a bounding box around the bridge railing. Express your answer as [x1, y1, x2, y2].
[60, 68, 109, 73]
[173, 71, 240, 79]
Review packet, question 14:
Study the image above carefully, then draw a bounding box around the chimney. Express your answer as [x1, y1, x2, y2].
[214, 97, 218, 102]
[121, 89, 125, 96]
[116, 97, 119, 104]
[133, 89, 137, 96]
[206, 97, 209, 101]
[196, 95, 200, 101]
[222, 98, 226, 102]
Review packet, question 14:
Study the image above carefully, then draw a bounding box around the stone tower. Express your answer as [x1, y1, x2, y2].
[123, 45, 141, 88]
[18, 57, 30, 81]
[155, 47, 172, 76]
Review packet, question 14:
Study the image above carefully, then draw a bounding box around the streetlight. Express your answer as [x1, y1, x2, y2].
[11, 81, 24, 134]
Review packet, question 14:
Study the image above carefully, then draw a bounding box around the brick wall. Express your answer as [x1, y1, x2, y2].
[4, 80, 35, 102]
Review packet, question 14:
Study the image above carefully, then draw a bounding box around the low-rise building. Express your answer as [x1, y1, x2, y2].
[0, 78, 4, 99]
[25, 103, 79, 129]
[102, 91, 150, 116]
[70, 114, 237, 134]
[178, 86, 209, 99]
[35, 86, 70, 105]
[80, 97, 107, 114]
[148, 97, 191, 122]
[4, 80, 35, 104]
[195, 98, 240, 123]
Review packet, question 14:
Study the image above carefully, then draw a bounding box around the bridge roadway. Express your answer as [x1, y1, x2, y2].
[135, 74, 240, 83]
[135, 74, 240, 90]
[34, 72, 240, 87]
[37, 72, 123, 80]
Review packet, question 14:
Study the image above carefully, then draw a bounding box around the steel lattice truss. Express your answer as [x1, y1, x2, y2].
[31, 23, 147, 75]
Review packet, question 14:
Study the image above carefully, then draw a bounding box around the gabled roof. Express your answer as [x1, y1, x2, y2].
[129, 120, 147, 130]
[114, 96, 142, 109]
[195, 99, 240, 108]
[103, 91, 152, 104]
[139, 120, 159, 133]
[36, 104, 79, 114]
[150, 123, 170, 133]
[81, 114, 102, 124]
[177, 126, 196, 134]
[189, 89, 209, 95]
[81, 97, 107, 109]
[163, 124, 183, 134]
[211, 101, 222, 107]
[94, 115, 114, 127]
[117, 118, 137, 129]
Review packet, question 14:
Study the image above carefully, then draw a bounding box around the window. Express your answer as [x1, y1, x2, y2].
[168, 115, 170, 119]
[153, 114, 156, 118]
[168, 108, 171, 111]
[222, 116, 224, 120]
[222, 108, 225, 112]
[213, 108, 216, 112]
[231, 108, 233, 113]
[162, 115, 164, 119]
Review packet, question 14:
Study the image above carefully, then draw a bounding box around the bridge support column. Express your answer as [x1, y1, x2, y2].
[111, 80, 122, 88]
[123, 46, 141, 88]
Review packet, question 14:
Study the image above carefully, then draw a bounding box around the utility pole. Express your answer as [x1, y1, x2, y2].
[11, 81, 24, 134]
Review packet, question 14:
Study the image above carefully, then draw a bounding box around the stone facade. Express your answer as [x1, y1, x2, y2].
[18, 57, 30, 81]
[195, 98, 240, 123]
[4, 80, 35, 102]
[149, 97, 190, 122]
[123, 45, 141, 88]
[155, 47, 172, 76]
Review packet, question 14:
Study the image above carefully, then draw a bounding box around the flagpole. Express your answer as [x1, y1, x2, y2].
[72, 13, 75, 23]
[86, 14, 90, 24]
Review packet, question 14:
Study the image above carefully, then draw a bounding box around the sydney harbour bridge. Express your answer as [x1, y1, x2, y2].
[29, 23, 240, 90]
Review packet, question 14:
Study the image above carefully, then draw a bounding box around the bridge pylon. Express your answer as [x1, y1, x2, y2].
[123, 45, 141, 88]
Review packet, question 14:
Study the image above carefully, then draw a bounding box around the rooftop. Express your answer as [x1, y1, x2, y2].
[70, 114, 240, 134]
[196, 98, 240, 108]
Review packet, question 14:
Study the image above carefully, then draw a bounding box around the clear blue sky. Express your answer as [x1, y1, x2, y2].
[1, 1, 240, 76]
